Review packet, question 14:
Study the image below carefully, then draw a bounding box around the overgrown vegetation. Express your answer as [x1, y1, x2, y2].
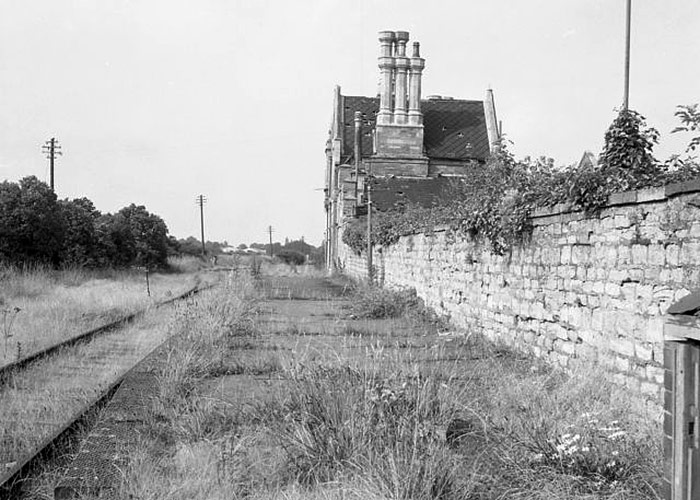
[0, 175, 172, 268]
[347, 284, 448, 330]
[118, 276, 662, 500]
[0, 261, 200, 366]
[344, 105, 700, 255]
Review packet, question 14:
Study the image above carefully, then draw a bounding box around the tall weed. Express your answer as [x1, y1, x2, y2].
[349, 285, 448, 330]
[256, 361, 473, 498]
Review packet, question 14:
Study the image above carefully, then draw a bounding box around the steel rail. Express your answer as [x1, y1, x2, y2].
[0, 280, 215, 497]
[0, 279, 210, 385]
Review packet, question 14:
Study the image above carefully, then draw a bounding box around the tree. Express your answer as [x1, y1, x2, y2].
[598, 109, 663, 189]
[672, 104, 700, 156]
[93, 205, 170, 268]
[59, 197, 101, 266]
[0, 176, 63, 266]
[0, 180, 23, 262]
[114, 204, 170, 268]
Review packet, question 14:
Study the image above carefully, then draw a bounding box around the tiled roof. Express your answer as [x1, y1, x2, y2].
[340, 95, 489, 163]
[341, 96, 378, 164]
[370, 176, 456, 212]
[423, 99, 490, 161]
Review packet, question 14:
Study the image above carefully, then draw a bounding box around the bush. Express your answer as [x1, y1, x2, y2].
[276, 249, 306, 266]
[344, 107, 700, 257]
[348, 286, 419, 319]
[347, 285, 449, 331]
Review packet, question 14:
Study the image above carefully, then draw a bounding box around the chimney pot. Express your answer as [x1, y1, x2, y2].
[412, 42, 420, 58]
[408, 40, 425, 125]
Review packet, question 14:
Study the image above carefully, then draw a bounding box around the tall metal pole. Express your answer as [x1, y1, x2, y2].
[366, 179, 373, 285]
[353, 111, 362, 201]
[623, 0, 631, 111]
[268, 225, 274, 257]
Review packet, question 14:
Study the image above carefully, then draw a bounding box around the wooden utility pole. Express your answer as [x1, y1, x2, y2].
[41, 137, 62, 191]
[268, 225, 274, 257]
[623, 0, 631, 111]
[196, 195, 207, 257]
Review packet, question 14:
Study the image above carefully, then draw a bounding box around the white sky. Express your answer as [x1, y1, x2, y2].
[1, 1, 698, 245]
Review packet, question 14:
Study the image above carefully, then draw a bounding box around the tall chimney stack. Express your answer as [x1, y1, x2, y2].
[408, 42, 425, 126]
[393, 31, 410, 125]
[373, 30, 427, 167]
[377, 31, 396, 126]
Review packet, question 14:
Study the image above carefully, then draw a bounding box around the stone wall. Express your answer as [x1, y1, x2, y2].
[337, 181, 700, 398]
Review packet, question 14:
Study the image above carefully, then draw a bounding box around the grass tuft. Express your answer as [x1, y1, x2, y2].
[348, 285, 449, 331]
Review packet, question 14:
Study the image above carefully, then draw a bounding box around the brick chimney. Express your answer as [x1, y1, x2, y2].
[374, 30, 425, 159]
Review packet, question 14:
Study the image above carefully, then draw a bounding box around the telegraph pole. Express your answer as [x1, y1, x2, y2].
[268, 225, 274, 257]
[41, 137, 62, 191]
[622, 0, 631, 111]
[195, 195, 207, 257]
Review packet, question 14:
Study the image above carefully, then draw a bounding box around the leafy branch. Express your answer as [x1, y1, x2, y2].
[343, 106, 700, 257]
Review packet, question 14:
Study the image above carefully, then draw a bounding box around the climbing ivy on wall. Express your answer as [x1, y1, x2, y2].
[343, 106, 700, 256]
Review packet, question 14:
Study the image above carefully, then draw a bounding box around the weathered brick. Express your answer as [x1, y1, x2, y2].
[610, 337, 636, 358]
[646, 365, 665, 385]
[674, 288, 691, 302]
[635, 343, 653, 363]
[645, 266, 661, 281]
[671, 268, 685, 283]
[613, 214, 632, 228]
[680, 241, 700, 265]
[560, 245, 571, 265]
[631, 244, 648, 265]
[615, 312, 637, 337]
[648, 244, 665, 266]
[617, 245, 631, 264]
[644, 317, 665, 345]
[666, 244, 680, 266]
[640, 382, 661, 397]
[614, 356, 630, 372]
[621, 283, 637, 302]
[605, 283, 622, 297]
[609, 269, 628, 282]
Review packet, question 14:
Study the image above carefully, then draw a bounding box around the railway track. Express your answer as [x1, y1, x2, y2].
[0, 278, 215, 499]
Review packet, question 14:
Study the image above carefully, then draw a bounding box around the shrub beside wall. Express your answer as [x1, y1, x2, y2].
[339, 181, 700, 398]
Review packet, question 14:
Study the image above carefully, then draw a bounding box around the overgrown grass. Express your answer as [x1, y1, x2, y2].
[348, 284, 449, 331]
[0, 305, 177, 470]
[116, 278, 662, 500]
[168, 255, 209, 274]
[0, 263, 200, 367]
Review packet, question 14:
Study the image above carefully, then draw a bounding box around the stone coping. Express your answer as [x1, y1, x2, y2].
[531, 180, 700, 220]
[365, 179, 700, 243]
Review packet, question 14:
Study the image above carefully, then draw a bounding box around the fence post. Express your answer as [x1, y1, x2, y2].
[664, 292, 700, 499]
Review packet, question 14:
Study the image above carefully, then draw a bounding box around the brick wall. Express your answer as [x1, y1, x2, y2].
[337, 182, 700, 398]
